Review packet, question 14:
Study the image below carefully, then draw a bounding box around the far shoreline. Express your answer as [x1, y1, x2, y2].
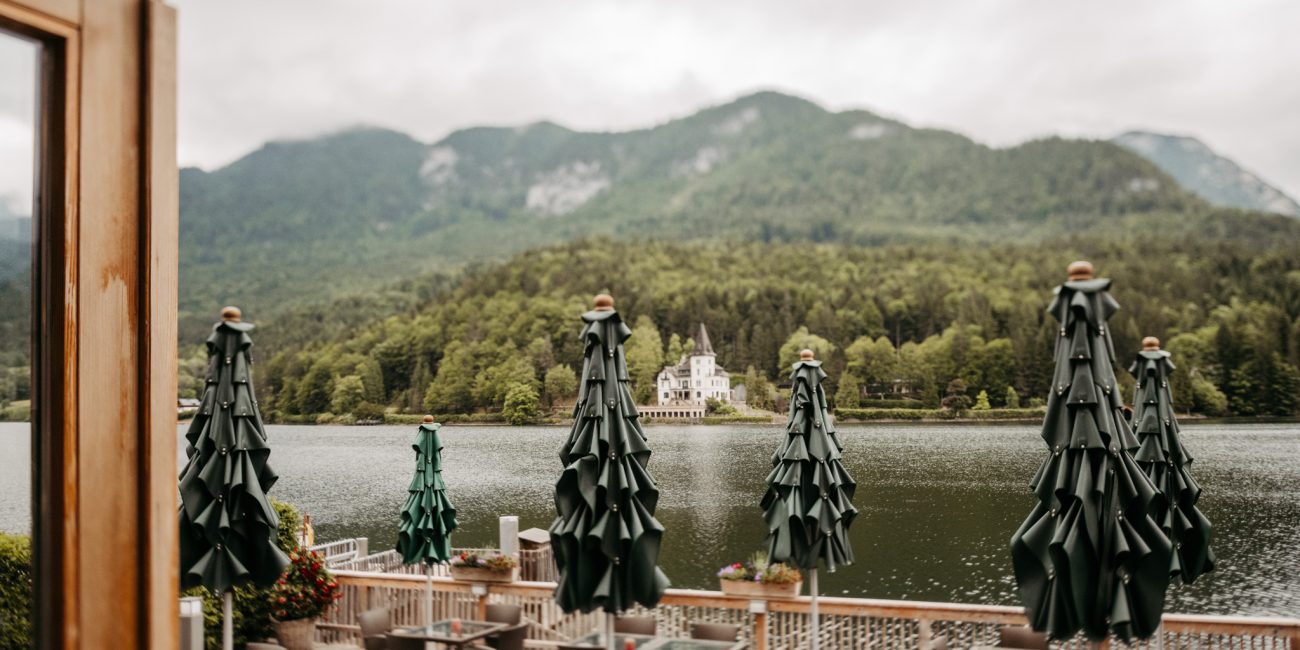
[158, 413, 1300, 429]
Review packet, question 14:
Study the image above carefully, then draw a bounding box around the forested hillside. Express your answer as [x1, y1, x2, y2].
[179, 91, 1261, 342]
[202, 237, 1300, 422]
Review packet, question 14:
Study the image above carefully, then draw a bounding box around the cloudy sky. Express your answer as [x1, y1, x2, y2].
[2, 0, 1299, 214]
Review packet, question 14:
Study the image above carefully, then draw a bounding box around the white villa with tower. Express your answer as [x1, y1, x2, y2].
[655, 323, 732, 406]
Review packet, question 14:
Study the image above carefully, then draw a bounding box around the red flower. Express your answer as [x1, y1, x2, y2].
[277, 597, 286, 604]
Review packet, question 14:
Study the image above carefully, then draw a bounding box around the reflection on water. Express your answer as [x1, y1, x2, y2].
[3, 421, 1298, 615]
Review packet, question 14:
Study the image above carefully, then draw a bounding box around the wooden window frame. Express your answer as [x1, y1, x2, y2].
[0, 1, 178, 647]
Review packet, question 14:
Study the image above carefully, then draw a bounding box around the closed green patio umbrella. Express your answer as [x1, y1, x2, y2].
[762, 348, 857, 650]
[1130, 337, 1214, 584]
[549, 294, 669, 650]
[179, 306, 288, 650]
[1010, 263, 1172, 644]
[397, 415, 459, 625]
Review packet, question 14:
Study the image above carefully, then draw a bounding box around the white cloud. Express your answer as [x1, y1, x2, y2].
[5, 1, 1300, 201]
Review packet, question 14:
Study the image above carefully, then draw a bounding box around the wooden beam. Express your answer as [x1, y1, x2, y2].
[142, 1, 178, 648]
[76, 0, 143, 644]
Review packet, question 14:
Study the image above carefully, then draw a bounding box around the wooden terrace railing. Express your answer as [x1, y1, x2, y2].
[318, 570, 1300, 649]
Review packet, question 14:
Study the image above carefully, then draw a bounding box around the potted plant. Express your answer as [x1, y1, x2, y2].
[448, 550, 520, 583]
[717, 553, 803, 598]
[270, 549, 342, 650]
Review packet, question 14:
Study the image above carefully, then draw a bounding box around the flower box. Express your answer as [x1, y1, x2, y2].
[720, 578, 802, 599]
[449, 565, 519, 583]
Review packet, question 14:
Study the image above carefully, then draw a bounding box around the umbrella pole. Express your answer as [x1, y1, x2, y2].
[424, 561, 434, 627]
[605, 611, 616, 650]
[221, 590, 233, 650]
[810, 568, 819, 650]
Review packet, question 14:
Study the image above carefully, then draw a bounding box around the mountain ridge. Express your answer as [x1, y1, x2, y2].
[1112, 130, 1299, 217]
[177, 91, 1298, 342]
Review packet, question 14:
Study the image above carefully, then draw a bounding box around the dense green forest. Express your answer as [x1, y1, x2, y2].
[181, 237, 1300, 422]
[175, 91, 1297, 342]
[6, 91, 1300, 422]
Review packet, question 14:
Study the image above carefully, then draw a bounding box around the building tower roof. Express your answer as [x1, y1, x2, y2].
[693, 322, 715, 356]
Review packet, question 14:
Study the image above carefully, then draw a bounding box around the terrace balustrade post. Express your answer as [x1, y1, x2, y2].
[748, 600, 768, 650]
[357, 537, 368, 560]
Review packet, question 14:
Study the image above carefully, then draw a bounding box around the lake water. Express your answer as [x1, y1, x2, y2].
[1, 421, 1297, 616]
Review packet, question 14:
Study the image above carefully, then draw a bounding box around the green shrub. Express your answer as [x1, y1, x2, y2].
[0, 400, 30, 422]
[182, 500, 303, 650]
[858, 399, 927, 409]
[439, 412, 506, 424]
[835, 407, 1045, 421]
[383, 412, 427, 425]
[0, 532, 32, 648]
[352, 402, 386, 422]
[701, 415, 773, 425]
[502, 382, 541, 425]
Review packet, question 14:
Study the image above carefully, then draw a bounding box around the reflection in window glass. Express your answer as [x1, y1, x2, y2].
[0, 28, 38, 648]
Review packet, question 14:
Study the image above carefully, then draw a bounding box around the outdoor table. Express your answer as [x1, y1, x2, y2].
[573, 633, 746, 650]
[395, 619, 507, 649]
[572, 632, 658, 648]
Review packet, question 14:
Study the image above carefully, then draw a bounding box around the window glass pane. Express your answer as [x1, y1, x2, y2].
[0, 27, 38, 648]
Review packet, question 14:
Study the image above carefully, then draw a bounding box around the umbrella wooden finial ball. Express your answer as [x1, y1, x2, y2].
[1067, 260, 1094, 281]
[593, 293, 615, 311]
[220, 305, 241, 322]
[800, 348, 815, 361]
[422, 414, 435, 423]
[1143, 336, 1161, 351]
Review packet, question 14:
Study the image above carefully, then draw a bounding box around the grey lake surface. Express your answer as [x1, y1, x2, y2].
[1, 421, 1297, 616]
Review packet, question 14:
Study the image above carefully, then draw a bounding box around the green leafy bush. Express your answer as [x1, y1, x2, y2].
[0, 400, 29, 422]
[701, 415, 773, 425]
[859, 399, 927, 409]
[835, 407, 1045, 421]
[0, 532, 32, 648]
[502, 382, 541, 425]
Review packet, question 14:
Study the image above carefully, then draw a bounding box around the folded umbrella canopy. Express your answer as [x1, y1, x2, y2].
[179, 306, 288, 650]
[550, 294, 669, 649]
[1130, 337, 1214, 584]
[397, 415, 458, 626]
[397, 416, 458, 565]
[1010, 262, 1172, 643]
[762, 348, 857, 650]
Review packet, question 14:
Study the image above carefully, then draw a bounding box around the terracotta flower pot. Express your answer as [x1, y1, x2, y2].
[449, 565, 519, 583]
[274, 617, 316, 650]
[720, 578, 802, 599]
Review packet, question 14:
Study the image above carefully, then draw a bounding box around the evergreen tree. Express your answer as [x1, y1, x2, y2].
[360, 356, 386, 405]
[329, 375, 366, 414]
[834, 373, 862, 409]
[940, 379, 972, 412]
[408, 356, 432, 413]
[424, 341, 477, 414]
[502, 382, 541, 425]
[1005, 386, 1021, 408]
[778, 326, 836, 370]
[295, 358, 335, 415]
[543, 364, 578, 408]
[972, 390, 991, 410]
[742, 365, 775, 411]
[624, 317, 665, 404]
